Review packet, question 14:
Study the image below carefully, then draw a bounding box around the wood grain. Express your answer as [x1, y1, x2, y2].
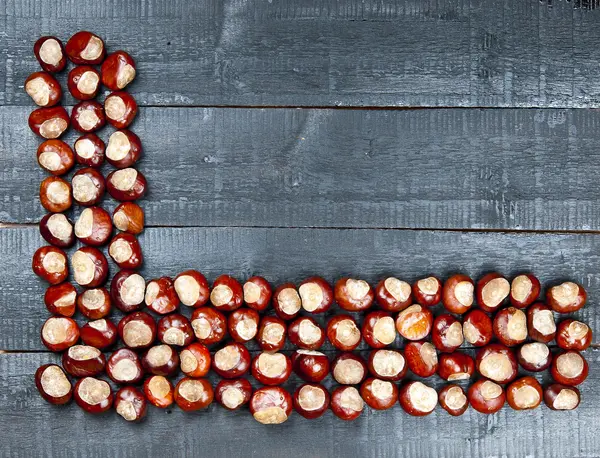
[2, 0, 600, 108]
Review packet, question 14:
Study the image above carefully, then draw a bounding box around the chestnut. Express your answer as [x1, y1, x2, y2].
[412, 276, 442, 307]
[145, 276, 179, 314]
[190, 306, 227, 345]
[272, 283, 301, 320]
[550, 351, 589, 386]
[72, 167, 105, 206]
[298, 276, 333, 313]
[462, 309, 493, 347]
[34, 36, 67, 72]
[24, 71, 62, 107]
[39, 176, 72, 213]
[251, 352, 292, 385]
[243, 276, 272, 311]
[29, 106, 69, 139]
[158, 314, 194, 347]
[32, 246, 68, 284]
[180, 342, 211, 378]
[546, 281, 587, 313]
[209, 275, 243, 312]
[216, 379, 252, 411]
[106, 130, 142, 169]
[39, 213, 74, 248]
[438, 385, 469, 416]
[331, 386, 364, 421]
[67, 65, 101, 100]
[432, 313, 464, 353]
[437, 352, 475, 381]
[375, 277, 412, 312]
[174, 270, 209, 308]
[118, 311, 156, 350]
[111, 270, 146, 312]
[334, 277, 374, 312]
[331, 353, 368, 385]
[71, 100, 105, 133]
[360, 378, 398, 410]
[109, 233, 143, 270]
[107, 348, 144, 384]
[106, 168, 147, 201]
[227, 307, 260, 343]
[475, 344, 518, 384]
[101, 51, 136, 90]
[361, 311, 396, 348]
[257, 316, 287, 351]
[62, 345, 106, 377]
[556, 319, 592, 351]
[250, 386, 293, 425]
[36, 139, 74, 175]
[288, 316, 325, 350]
[71, 246, 108, 288]
[74, 377, 113, 414]
[212, 342, 251, 378]
[74, 207, 112, 246]
[404, 341, 438, 378]
[74, 133, 105, 168]
[399, 381, 437, 416]
[174, 377, 213, 411]
[80, 318, 117, 349]
[468, 379, 505, 414]
[326, 314, 361, 351]
[517, 342, 552, 372]
[104, 91, 137, 129]
[506, 376, 542, 410]
[527, 302, 556, 343]
[476, 273, 510, 313]
[143, 375, 174, 408]
[115, 387, 147, 422]
[141, 344, 179, 376]
[35, 364, 72, 405]
[292, 350, 330, 383]
[293, 384, 330, 419]
[395, 304, 433, 341]
[510, 274, 540, 308]
[544, 384, 581, 411]
[113, 202, 144, 235]
[442, 274, 474, 314]
[77, 287, 111, 319]
[44, 282, 77, 316]
[492, 307, 528, 346]
[368, 349, 407, 381]
[65, 31, 105, 64]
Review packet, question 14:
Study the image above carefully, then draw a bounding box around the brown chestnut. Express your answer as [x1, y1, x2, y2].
[40, 213, 74, 248]
[101, 51, 136, 90]
[367, 349, 407, 382]
[112, 202, 144, 235]
[438, 385, 469, 416]
[227, 307, 260, 343]
[293, 384, 330, 419]
[115, 387, 147, 422]
[74, 207, 112, 246]
[32, 245, 68, 284]
[331, 386, 364, 421]
[550, 351, 589, 386]
[527, 302, 556, 343]
[34, 37, 67, 72]
[476, 273, 510, 313]
[71, 100, 105, 133]
[145, 276, 179, 314]
[173, 270, 209, 308]
[77, 287, 111, 319]
[272, 283, 301, 320]
[65, 31, 105, 65]
[331, 352, 368, 385]
[243, 276, 272, 311]
[106, 130, 142, 169]
[506, 376, 542, 410]
[141, 344, 179, 376]
[432, 313, 464, 353]
[35, 364, 72, 405]
[360, 378, 398, 410]
[510, 274, 541, 308]
[106, 168, 147, 201]
[475, 344, 518, 384]
[212, 342, 251, 378]
[44, 282, 77, 316]
[517, 342, 552, 372]
[180, 342, 211, 378]
[375, 277, 412, 312]
[493, 307, 528, 346]
[72, 167, 105, 206]
[556, 319, 592, 351]
[80, 318, 117, 349]
[250, 386, 293, 425]
[326, 314, 361, 351]
[547, 281, 587, 313]
[209, 274, 244, 311]
[157, 314, 194, 347]
[361, 311, 396, 348]
[288, 316, 325, 350]
[25, 71, 62, 107]
[251, 352, 292, 385]
[468, 379, 505, 414]
[39, 176, 72, 213]
[174, 377, 213, 411]
[395, 304, 433, 341]
[257, 316, 287, 351]
[190, 306, 227, 345]
[37, 139, 75, 175]
[462, 309, 493, 347]
[108, 233, 143, 270]
[412, 276, 442, 307]
[404, 341, 438, 378]
[107, 348, 144, 385]
[298, 276, 333, 313]
[29, 106, 69, 139]
[71, 247, 108, 288]
[118, 311, 156, 350]
[62, 345, 106, 377]
[544, 384, 581, 411]
[437, 352, 475, 381]
[143, 375, 174, 409]
[399, 381, 437, 416]
[74, 377, 113, 414]
[292, 350, 330, 383]
[442, 274, 474, 314]
[215, 379, 252, 411]
[67, 65, 101, 100]
[111, 270, 146, 312]
[104, 91, 137, 129]
[74, 133, 105, 168]
[334, 277, 374, 312]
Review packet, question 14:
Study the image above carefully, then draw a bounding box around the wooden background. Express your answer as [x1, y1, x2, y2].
[1, 0, 599, 456]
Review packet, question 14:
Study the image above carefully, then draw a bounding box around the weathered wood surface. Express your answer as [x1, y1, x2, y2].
[3, 107, 600, 231]
[2, 0, 600, 108]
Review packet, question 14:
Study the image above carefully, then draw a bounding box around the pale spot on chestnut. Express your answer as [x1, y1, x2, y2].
[68, 345, 100, 360]
[371, 379, 394, 400]
[408, 382, 437, 412]
[72, 251, 94, 285]
[277, 287, 301, 315]
[116, 400, 136, 421]
[257, 353, 287, 377]
[214, 346, 241, 371]
[88, 319, 108, 331]
[178, 379, 204, 402]
[243, 281, 261, 303]
[25, 77, 50, 106]
[38, 151, 61, 171]
[174, 275, 200, 306]
[235, 319, 257, 341]
[298, 385, 326, 411]
[180, 350, 198, 373]
[42, 251, 66, 274]
[163, 328, 186, 346]
[480, 381, 502, 400]
[75, 138, 96, 159]
[82, 290, 106, 311]
[568, 321, 589, 340]
[148, 376, 170, 398]
[120, 274, 145, 306]
[511, 275, 533, 303]
[513, 385, 540, 409]
[105, 95, 126, 120]
[40, 118, 68, 139]
[39, 39, 63, 65]
[74, 208, 93, 238]
[333, 359, 364, 385]
[55, 290, 76, 308]
[445, 322, 464, 347]
[556, 352, 584, 378]
[372, 316, 396, 345]
[444, 386, 467, 410]
[554, 389, 579, 410]
[71, 174, 96, 202]
[110, 238, 133, 263]
[222, 387, 244, 409]
[346, 279, 369, 300]
[106, 131, 130, 161]
[384, 277, 411, 302]
[372, 350, 404, 377]
[146, 345, 173, 366]
[533, 309, 556, 335]
[122, 321, 153, 347]
[462, 321, 480, 344]
[550, 282, 580, 307]
[339, 387, 363, 412]
[418, 277, 439, 295]
[506, 310, 527, 340]
[77, 109, 100, 131]
[299, 282, 323, 312]
[111, 168, 137, 191]
[77, 71, 99, 95]
[454, 281, 474, 307]
[479, 353, 513, 382]
[335, 319, 361, 347]
[447, 372, 470, 381]
[520, 342, 549, 365]
[211, 284, 234, 307]
[191, 318, 211, 339]
[80, 36, 103, 61]
[262, 323, 285, 345]
[117, 64, 136, 89]
[298, 319, 321, 344]
[419, 342, 438, 368]
[46, 180, 70, 204]
[481, 278, 510, 309]
[41, 365, 71, 397]
[253, 407, 287, 424]
[77, 377, 110, 405]
[47, 213, 72, 240]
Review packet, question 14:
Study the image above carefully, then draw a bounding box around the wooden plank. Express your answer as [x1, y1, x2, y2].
[2, 226, 599, 351]
[1, 349, 599, 458]
[3, 107, 600, 230]
[2, 0, 600, 108]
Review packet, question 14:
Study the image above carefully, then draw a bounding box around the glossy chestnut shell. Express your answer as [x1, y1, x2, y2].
[70, 100, 105, 133]
[442, 274, 474, 314]
[243, 276, 272, 311]
[117, 311, 156, 350]
[412, 276, 442, 307]
[39, 176, 72, 213]
[556, 319, 593, 351]
[493, 307, 528, 347]
[74, 377, 113, 414]
[550, 351, 589, 386]
[113, 202, 144, 235]
[210, 274, 244, 312]
[506, 376, 543, 410]
[190, 306, 227, 345]
[251, 352, 292, 385]
[462, 309, 493, 347]
[67, 65, 101, 100]
[141, 344, 180, 376]
[71, 246, 108, 288]
[115, 386, 147, 422]
[257, 316, 287, 351]
[36, 139, 74, 175]
[510, 273, 541, 308]
[331, 352, 368, 385]
[157, 314, 194, 347]
[516, 342, 552, 372]
[404, 341, 438, 378]
[334, 277, 374, 312]
[104, 91, 137, 129]
[375, 277, 412, 312]
[62, 345, 106, 377]
[173, 270, 210, 308]
[432, 313, 464, 353]
[44, 282, 77, 316]
[33, 246, 68, 284]
[360, 378, 398, 410]
[212, 342, 251, 378]
[143, 375, 174, 408]
[107, 348, 144, 385]
[74, 133, 105, 168]
[476, 272, 510, 313]
[174, 377, 214, 411]
[272, 283, 301, 320]
[108, 233, 143, 270]
[544, 384, 581, 411]
[395, 304, 433, 341]
[65, 31, 105, 65]
[398, 381, 438, 416]
[468, 379, 505, 414]
[362, 311, 397, 348]
[77, 287, 111, 319]
[293, 384, 330, 419]
[288, 316, 325, 350]
[546, 281, 586, 313]
[227, 307, 260, 343]
[74, 206, 113, 247]
[326, 314, 361, 351]
[438, 385, 469, 416]
[475, 344, 518, 384]
[106, 168, 147, 201]
[80, 318, 118, 349]
[72, 167, 105, 206]
[111, 270, 146, 312]
[298, 276, 333, 313]
[29, 106, 69, 139]
[25, 71, 62, 107]
[526, 302, 556, 343]
[437, 352, 475, 381]
[291, 350, 330, 383]
[34, 36, 67, 72]
[330, 386, 364, 421]
[250, 386, 293, 425]
[106, 130, 142, 169]
[101, 51, 137, 90]
[215, 378, 252, 411]
[367, 349, 407, 382]
[35, 364, 73, 405]
[180, 343, 211, 378]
